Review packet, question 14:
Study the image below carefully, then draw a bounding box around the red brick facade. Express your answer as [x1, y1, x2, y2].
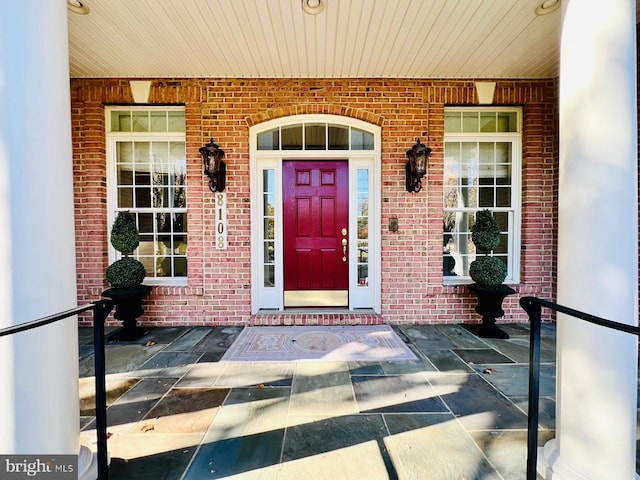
[71, 78, 558, 327]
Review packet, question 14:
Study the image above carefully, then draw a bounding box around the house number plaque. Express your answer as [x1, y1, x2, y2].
[215, 193, 227, 250]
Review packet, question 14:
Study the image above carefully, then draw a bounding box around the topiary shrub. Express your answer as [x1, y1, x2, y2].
[110, 210, 140, 254]
[106, 258, 146, 288]
[469, 256, 507, 289]
[107, 211, 146, 288]
[469, 209, 507, 288]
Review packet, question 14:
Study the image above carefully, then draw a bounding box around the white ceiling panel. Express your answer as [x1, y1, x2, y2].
[66, 0, 577, 79]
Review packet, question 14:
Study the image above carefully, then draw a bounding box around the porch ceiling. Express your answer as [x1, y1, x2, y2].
[68, 0, 569, 79]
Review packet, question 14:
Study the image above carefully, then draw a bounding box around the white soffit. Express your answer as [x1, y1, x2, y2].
[67, 0, 571, 79]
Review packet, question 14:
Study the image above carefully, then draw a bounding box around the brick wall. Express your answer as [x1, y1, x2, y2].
[71, 78, 558, 326]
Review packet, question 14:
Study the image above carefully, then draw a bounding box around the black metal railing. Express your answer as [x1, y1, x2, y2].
[519, 296, 640, 480]
[0, 300, 113, 480]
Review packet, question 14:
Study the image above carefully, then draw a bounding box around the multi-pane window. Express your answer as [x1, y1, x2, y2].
[443, 108, 521, 283]
[107, 107, 187, 284]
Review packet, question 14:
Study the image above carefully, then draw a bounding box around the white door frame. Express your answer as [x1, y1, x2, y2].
[249, 114, 381, 314]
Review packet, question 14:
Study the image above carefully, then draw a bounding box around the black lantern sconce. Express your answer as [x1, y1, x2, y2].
[199, 138, 226, 192]
[405, 138, 432, 193]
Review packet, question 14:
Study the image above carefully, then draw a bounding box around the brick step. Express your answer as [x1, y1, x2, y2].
[250, 310, 383, 326]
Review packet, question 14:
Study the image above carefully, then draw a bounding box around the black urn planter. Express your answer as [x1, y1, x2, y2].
[102, 285, 152, 341]
[467, 284, 515, 339]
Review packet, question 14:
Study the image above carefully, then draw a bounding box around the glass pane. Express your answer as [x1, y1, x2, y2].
[264, 193, 275, 216]
[117, 187, 133, 208]
[264, 241, 275, 263]
[497, 112, 517, 132]
[351, 128, 374, 150]
[496, 187, 511, 207]
[357, 194, 368, 217]
[357, 265, 369, 286]
[442, 212, 476, 276]
[357, 240, 368, 263]
[264, 265, 275, 287]
[156, 256, 171, 276]
[479, 143, 495, 166]
[328, 125, 349, 150]
[263, 169, 275, 192]
[444, 112, 462, 132]
[152, 142, 169, 165]
[134, 187, 151, 207]
[117, 142, 133, 163]
[173, 187, 186, 208]
[117, 167, 133, 185]
[258, 129, 280, 150]
[281, 125, 302, 150]
[173, 213, 187, 233]
[173, 257, 187, 276]
[480, 112, 497, 132]
[132, 112, 149, 132]
[357, 217, 368, 239]
[168, 111, 185, 132]
[138, 235, 153, 256]
[478, 186, 494, 207]
[156, 212, 171, 232]
[138, 213, 153, 233]
[111, 111, 131, 132]
[462, 112, 479, 132]
[264, 218, 275, 240]
[150, 111, 167, 132]
[139, 256, 154, 275]
[496, 142, 511, 164]
[305, 123, 326, 150]
[134, 142, 151, 164]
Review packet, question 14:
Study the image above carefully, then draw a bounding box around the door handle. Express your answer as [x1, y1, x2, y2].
[342, 238, 347, 261]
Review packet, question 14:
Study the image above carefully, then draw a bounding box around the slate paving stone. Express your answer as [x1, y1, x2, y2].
[104, 377, 179, 432]
[79, 343, 165, 376]
[163, 327, 213, 352]
[473, 363, 556, 397]
[140, 387, 230, 433]
[138, 327, 191, 345]
[184, 429, 285, 479]
[138, 351, 203, 377]
[423, 349, 474, 372]
[435, 323, 491, 348]
[428, 373, 529, 429]
[175, 362, 227, 388]
[194, 326, 243, 352]
[384, 413, 501, 480]
[469, 430, 555, 480]
[380, 358, 437, 374]
[407, 328, 460, 351]
[104, 434, 202, 480]
[214, 362, 294, 388]
[352, 374, 448, 413]
[348, 361, 385, 376]
[452, 348, 515, 365]
[197, 350, 226, 363]
[512, 396, 556, 430]
[290, 362, 357, 415]
[282, 414, 394, 476]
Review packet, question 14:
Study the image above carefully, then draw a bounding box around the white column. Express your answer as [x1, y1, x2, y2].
[0, 0, 90, 474]
[550, 0, 638, 479]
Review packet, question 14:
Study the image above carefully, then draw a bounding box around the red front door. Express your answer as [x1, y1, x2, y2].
[283, 160, 349, 307]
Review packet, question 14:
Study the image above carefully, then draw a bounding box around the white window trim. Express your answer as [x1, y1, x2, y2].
[250, 114, 381, 313]
[443, 107, 522, 286]
[105, 106, 187, 287]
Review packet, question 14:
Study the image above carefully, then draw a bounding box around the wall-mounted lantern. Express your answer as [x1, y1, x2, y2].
[199, 138, 226, 192]
[405, 138, 431, 193]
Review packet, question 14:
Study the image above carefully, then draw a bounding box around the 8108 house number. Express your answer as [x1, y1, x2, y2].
[216, 193, 227, 250]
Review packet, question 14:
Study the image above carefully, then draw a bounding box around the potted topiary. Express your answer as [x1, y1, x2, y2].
[101, 211, 152, 341]
[467, 209, 515, 339]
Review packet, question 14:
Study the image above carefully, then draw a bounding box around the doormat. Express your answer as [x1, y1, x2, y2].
[220, 325, 417, 362]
